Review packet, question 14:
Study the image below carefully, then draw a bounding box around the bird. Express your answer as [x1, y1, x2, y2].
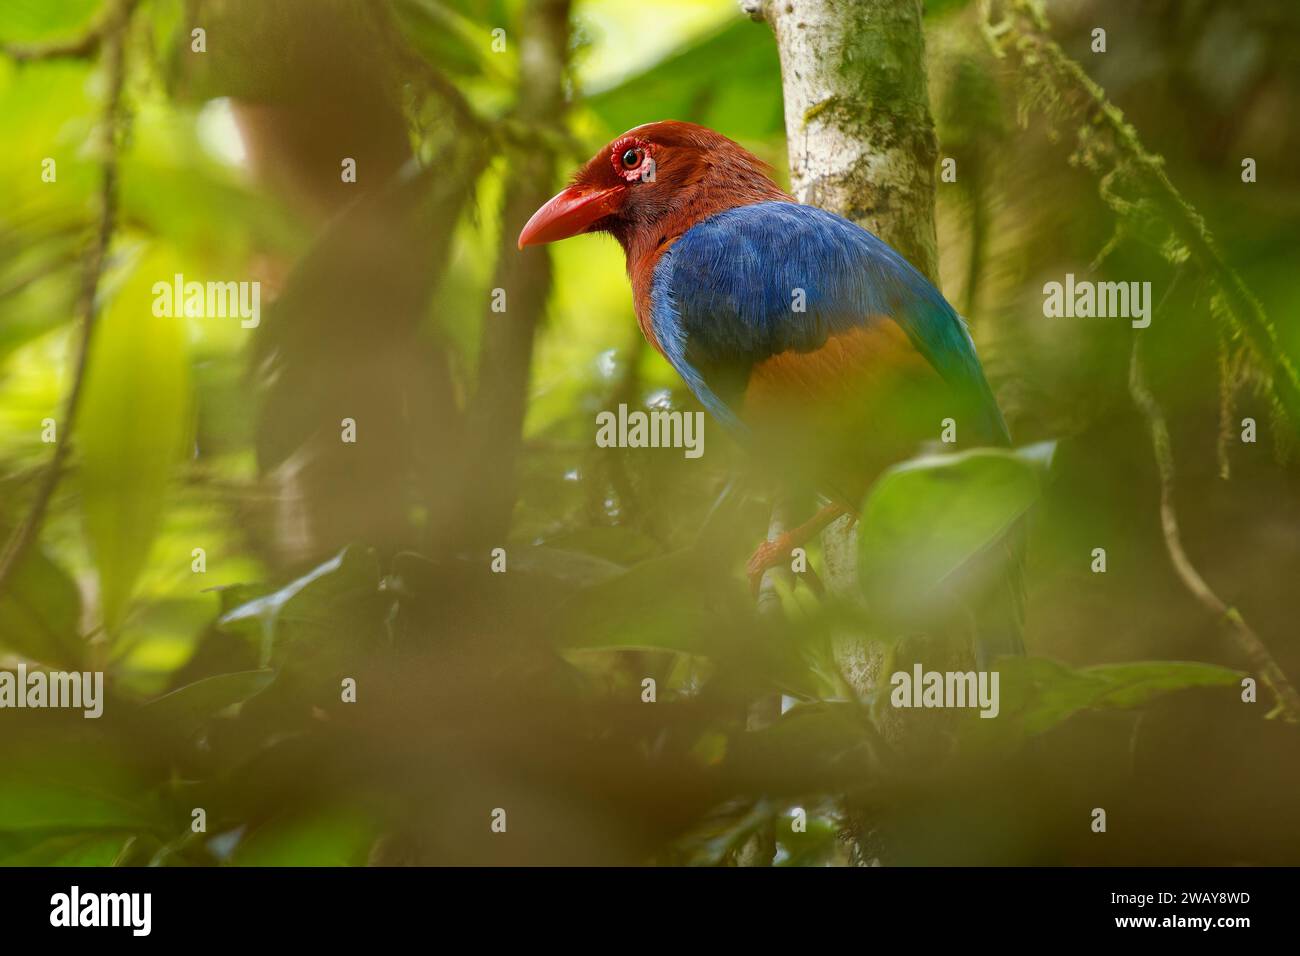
[518, 120, 1023, 663]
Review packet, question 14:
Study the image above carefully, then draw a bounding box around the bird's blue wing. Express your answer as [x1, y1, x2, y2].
[648, 200, 1009, 446]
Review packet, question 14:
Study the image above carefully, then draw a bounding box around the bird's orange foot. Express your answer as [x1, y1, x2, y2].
[746, 535, 826, 598]
[746, 534, 792, 597]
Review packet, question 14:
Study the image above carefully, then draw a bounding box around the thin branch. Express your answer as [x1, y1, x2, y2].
[0, 0, 140, 63]
[1129, 339, 1300, 723]
[374, 3, 584, 166]
[450, 0, 572, 551]
[0, 0, 130, 597]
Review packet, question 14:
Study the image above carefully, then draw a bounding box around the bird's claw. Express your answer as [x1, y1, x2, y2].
[746, 535, 791, 598]
[747, 534, 824, 598]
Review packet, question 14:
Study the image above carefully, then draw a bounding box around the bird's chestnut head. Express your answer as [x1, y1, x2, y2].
[518, 120, 787, 253]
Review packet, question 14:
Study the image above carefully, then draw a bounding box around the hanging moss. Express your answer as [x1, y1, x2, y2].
[983, 0, 1300, 468]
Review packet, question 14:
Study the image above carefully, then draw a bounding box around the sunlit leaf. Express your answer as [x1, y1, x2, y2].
[585, 20, 784, 141]
[79, 248, 191, 631]
[0, 0, 100, 44]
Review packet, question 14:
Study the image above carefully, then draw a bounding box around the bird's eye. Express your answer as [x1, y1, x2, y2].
[620, 148, 643, 170]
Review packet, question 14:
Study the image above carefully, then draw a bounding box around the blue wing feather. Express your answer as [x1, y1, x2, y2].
[649, 201, 1009, 446]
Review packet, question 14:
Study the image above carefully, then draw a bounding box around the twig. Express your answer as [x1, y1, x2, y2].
[1129, 339, 1300, 722]
[450, 0, 572, 551]
[0, 0, 130, 597]
[0, 0, 140, 63]
[374, 3, 584, 165]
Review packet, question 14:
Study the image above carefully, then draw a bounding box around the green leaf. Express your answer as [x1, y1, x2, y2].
[79, 248, 191, 630]
[0, 781, 156, 833]
[0, 832, 126, 867]
[987, 657, 1243, 737]
[585, 20, 785, 141]
[391, 0, 511, 82]
[143, 669, 276, 738]
[0, 0, 100, 44]
[857, 443, 1054, 621]
[231, 805, 377, 866]
[554, 548, 723, 653]
[0, 544, 83, 667]
[726, 702, 879, 793]
[217, 546, 383, 665]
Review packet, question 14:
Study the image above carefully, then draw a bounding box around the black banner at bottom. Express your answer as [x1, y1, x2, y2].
[0, 866, 1284, 942]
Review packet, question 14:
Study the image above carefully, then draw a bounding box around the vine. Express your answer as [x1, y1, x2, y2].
[981, 0, 1300, 721]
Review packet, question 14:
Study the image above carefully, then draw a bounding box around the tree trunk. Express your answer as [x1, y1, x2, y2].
[747, 0, 941, 692]
[747, 0, 944, 863]
[747, 0, 939, 280]
[455, 0, 572, 553]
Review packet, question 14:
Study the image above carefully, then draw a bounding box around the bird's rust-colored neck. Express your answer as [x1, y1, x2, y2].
[623, 163, 788, 353]
[618, 160, 790, 278]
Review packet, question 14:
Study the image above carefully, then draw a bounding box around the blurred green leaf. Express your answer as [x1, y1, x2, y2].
[923, 0, 975, 19]
[0, 832, 126, 866]
[392, 0, 512, 82]
[143, 669, 276, 737]
[0, 781, 156, 832]
[0, 60, 97, 224]
[857, 443, 1053, 620]
[585, 20, 784, 141]
[218, 546, 378, 632]
[776, 814, 841, 866]
[231, 805, 377, 866]
[726, 702, 879, 793]
[0, 544, 83, 666]
[0, 0, 99, 44]
[217, 546, 384, 665]
[986, 656, 1243, 737]
[79, 248, 191, 630]
[555, 547, 725, 653]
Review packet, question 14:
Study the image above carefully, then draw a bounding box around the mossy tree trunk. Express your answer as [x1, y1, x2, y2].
[746, 0, 945, 863]
[748, 0, 940, 280]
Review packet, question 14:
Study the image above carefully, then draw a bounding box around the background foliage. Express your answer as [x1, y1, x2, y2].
[0, 0, 1297, 865]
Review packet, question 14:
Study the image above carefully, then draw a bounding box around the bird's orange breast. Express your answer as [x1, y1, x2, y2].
[741, 320, 949, 503]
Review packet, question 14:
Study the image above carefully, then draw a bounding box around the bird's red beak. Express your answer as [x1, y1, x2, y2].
[518, 184, 624, 249]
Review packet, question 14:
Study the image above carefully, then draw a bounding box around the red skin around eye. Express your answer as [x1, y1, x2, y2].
[609, 137, 653, 182]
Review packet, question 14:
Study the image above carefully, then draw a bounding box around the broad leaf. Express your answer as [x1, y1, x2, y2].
[79, 248, 191, 631]
[0, 544, 83, 667]
[984, 656, 1243, 737]
[143, 669, 276, 738]
[857, 443, 1054, 621]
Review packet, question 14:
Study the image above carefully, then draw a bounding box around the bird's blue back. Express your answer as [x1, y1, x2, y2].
[648, 201, 1009, 447]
